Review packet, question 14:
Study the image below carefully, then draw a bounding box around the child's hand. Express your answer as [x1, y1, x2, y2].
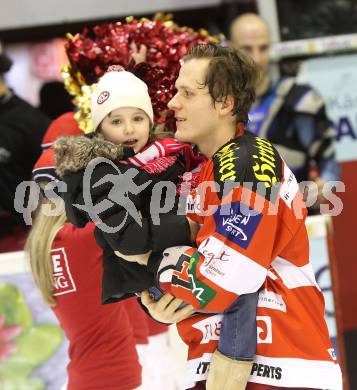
[115, 250, 152, 265]
[141, 291, 195, 324]
[130, 42, 147, 64]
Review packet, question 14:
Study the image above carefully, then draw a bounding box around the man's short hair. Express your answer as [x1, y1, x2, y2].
[184, 44, 258, 123]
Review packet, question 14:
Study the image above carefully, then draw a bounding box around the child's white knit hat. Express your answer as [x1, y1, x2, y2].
[91, 69, 154, 131]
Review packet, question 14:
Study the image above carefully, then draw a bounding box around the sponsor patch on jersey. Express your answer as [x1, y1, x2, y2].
[252, 137, 279, 188]
[198, 236, 267, 295]
[172, 251, 218, 308]
[192, 314, 223, 344]
[251, 362, 282, 380]
[188, 252, 217, 307]
[247, 136, 283, 203]
[214, 141, 240, 183]
[279, 164, 299, 209]
[186, 353, 214, 388]
[214, 201, 262, 249]
[51, 247, 77, 296]
[258, 289, 287, 312]
[257, 315, 273, 344]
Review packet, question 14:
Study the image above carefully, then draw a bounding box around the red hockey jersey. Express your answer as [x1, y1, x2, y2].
[157, 132, 342, 389]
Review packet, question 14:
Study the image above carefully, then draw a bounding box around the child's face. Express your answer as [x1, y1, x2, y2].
[100, 107, 151, 153]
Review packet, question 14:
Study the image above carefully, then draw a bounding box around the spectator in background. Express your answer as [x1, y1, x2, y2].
[38, 81, 74, 120]
[229, 13, 340, 211]
[0, 42, 50, 251]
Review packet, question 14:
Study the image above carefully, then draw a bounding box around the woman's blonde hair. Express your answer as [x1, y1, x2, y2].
[25, 188, 66, 305]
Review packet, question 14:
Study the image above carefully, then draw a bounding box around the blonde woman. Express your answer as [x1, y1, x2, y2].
[26, 131, 142, 390]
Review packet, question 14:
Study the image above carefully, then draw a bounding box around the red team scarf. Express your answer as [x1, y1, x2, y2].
[120, 138, 207, 193]
[120, 137, 206, 172]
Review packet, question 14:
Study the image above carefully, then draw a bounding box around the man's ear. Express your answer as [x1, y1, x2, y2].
[219, 95, 234, 117]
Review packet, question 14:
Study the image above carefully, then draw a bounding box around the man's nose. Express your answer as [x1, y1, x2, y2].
[251, 49, 263, 66]
[168, 93, 180, 110]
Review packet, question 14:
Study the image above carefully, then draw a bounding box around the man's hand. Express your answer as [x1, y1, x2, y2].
[141, 291, 195, 324]
[115, 250, 152, 266]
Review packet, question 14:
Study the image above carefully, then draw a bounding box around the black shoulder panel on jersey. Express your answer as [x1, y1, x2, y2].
[213, 132, 284, 202]
[213, 138, 245, 185]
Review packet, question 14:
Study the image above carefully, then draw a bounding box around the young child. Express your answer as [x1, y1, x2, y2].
[55, 68, 258, 390]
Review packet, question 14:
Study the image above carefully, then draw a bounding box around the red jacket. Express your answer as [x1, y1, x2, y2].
[51, 223, 141, 390]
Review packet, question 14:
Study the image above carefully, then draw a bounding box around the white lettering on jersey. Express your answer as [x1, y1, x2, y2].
[198, 236, 267, 295]
[258, 289, 286, 312]
[192, 314, 223, 344]
[280, 164, 299, 209]
[51, 247, 77, 295]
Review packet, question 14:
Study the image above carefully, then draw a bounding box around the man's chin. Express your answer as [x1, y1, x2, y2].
[174, 130, 188, 143]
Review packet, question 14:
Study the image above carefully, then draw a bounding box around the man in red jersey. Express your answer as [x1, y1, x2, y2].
[126, 44, 343, 390]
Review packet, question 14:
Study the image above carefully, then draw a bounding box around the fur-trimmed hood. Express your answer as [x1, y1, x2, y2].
[54, 134, 128, 178]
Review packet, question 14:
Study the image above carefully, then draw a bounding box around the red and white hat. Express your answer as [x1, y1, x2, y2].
[32, 147, 57, 184]
[91, 70, 154, 131]
[41, 112, 82, 150]
[34, 112, 82, 183]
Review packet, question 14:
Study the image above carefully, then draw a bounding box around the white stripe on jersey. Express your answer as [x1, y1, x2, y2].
[250, 355, 342, 390]
[197, 236, 267, 295]
[272, 256, 320, 290]
[184, 350, 342, 390]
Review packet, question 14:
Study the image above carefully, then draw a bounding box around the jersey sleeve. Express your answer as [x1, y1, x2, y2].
[98, 160, 189, 253]
[94, 228, 155, 304]
[156, 183, 277, 312]
[61, 160, 153, 247]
